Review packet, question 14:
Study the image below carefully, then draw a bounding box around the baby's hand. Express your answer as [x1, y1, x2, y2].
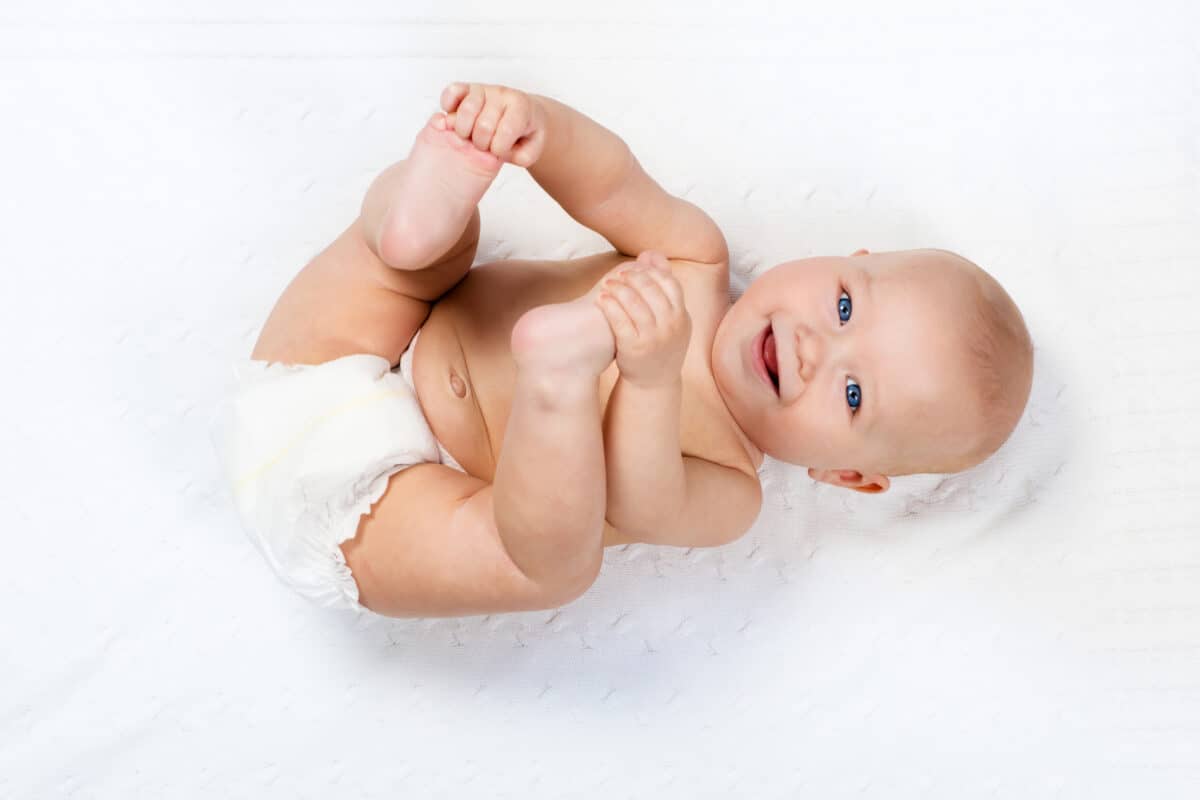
[595, 251, 692, 389]
[439, 82, 547, 168]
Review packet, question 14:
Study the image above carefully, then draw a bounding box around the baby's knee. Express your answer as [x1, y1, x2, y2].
[546, 551, 602, 607]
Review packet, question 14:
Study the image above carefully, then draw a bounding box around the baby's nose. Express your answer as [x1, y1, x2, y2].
[795, 328, 823, 382]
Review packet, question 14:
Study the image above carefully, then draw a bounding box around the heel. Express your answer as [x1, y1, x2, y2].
[510, 302, 615, 378]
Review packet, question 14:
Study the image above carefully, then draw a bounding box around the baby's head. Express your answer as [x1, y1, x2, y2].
[712, 248, 1033, 492]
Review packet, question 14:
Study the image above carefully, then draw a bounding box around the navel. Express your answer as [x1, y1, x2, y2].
[448, 369, 467, 398]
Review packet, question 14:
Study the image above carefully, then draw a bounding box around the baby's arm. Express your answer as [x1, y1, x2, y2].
[595, 253, 761, 546]
[439, 83, 725, 264]
[527, 95, 727, 265]
[596, 255, 688, 541]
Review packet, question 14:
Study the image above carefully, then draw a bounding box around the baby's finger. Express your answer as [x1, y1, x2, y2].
[620, 269, 674, 320]
[595, 291, 637, 340]
[472, 98, 502, 151]
[640, 250, 670, 272]
[509, 126, 545, 168]
[604, 278, 655, 334]
[440, 82, 470, 113]
[637, 264, 685, 311]
[489, 105, 526, 160]
[454, 84, 485, 139]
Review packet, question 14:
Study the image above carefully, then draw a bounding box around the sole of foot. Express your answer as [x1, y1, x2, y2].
[510, 264, 634, 383]
[380, 113, 503, 269]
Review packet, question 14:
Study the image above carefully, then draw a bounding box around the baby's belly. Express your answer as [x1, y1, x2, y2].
[407, 253, 753, 549]
[409, 303, 492, 479]
[412, 301, 634, 546]
[408, 254, 625, 483]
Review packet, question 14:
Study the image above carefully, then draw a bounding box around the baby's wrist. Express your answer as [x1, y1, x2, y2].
[620, 372, 683, 393]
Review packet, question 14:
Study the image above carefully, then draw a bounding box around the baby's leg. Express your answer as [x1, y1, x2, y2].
[492, 276, 619, 589]
[360, 113, 502, 274]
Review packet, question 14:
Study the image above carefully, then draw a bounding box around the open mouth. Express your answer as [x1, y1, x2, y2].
[754, 324, 780, 396]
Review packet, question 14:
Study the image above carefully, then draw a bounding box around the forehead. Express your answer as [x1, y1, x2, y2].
[865, 258, 976, 434]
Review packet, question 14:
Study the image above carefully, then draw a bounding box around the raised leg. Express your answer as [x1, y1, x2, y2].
[360, 112, 502, 275]
[492, 272, 622, 589]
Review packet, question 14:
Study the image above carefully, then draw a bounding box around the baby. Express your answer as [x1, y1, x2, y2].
[218, 82, 1033, 619]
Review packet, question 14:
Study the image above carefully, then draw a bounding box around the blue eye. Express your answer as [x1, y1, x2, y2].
[838, 290, 852, 323]
[846, 378, 861, 412]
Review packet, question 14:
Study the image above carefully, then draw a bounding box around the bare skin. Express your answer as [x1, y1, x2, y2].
[251, 85, 763, 617]
[256, 83, 1031, 619]
[250, 81, 1032, 618]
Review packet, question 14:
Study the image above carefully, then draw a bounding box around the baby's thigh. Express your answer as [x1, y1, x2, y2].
[252, 218, 434, 368]
[341, 464, 575, 617]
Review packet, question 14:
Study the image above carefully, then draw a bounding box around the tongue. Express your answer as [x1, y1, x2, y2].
[763, 331, 778, 376]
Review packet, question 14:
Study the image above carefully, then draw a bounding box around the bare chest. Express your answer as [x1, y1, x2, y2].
[408, 251, 758, 483]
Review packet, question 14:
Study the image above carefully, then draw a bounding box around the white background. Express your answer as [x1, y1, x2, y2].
[1, 1, 1197, 797]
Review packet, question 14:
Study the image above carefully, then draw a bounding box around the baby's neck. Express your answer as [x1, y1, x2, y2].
[712, 383, 765, 470]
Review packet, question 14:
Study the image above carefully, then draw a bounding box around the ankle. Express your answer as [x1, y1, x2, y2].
[513, 368, 599, 411]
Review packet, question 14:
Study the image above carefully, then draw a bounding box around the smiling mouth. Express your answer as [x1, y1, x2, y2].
[756, 324, 779, 396]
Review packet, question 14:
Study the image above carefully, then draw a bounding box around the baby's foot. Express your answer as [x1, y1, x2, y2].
[380, 113, 502, 269]
[510, 268, 623, 383]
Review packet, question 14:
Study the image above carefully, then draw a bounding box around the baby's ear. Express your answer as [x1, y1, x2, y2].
[808, 467, 890, 494]
[850, 248, 870, 257]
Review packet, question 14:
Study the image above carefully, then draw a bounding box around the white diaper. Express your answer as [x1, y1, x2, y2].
[211, 337, 462, 614]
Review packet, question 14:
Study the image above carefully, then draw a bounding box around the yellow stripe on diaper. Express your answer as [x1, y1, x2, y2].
[232, 387, 409, 493]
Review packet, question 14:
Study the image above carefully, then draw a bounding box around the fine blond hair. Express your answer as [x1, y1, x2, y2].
[887, 251, 1033, 476]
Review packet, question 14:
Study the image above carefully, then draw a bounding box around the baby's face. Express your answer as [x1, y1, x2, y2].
[711, 249, 980, 476]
